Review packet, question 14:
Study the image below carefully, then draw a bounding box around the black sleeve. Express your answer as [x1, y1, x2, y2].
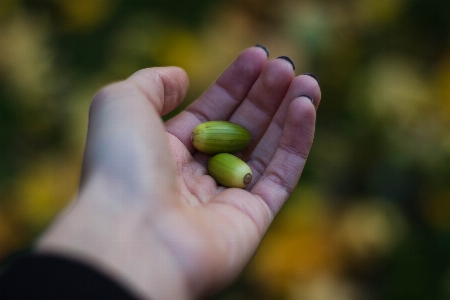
[0, 253, 141, 300]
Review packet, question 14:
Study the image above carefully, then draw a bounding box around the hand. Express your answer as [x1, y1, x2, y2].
[38, 46, 321, 300]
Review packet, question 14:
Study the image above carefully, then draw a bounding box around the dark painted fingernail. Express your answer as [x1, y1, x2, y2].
[302, 73, 320, 84]
[277, 56, 295, 70]
[300, 94, 314, 104]
[255, 44, 269, 57]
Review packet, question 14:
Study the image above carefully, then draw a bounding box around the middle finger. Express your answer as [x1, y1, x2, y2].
[227, 57, 295, 155]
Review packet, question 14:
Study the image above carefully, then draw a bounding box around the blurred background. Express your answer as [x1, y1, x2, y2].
[1, 0, 450, 299]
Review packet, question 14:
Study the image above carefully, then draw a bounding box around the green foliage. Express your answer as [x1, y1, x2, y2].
[1, 0, 450, 299]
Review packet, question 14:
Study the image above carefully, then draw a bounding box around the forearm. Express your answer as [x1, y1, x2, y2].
[36, 181, 192, 300]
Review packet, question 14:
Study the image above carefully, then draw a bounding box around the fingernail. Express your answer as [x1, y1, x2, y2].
[299, 94, 314, 105]
[277, 56, 295, 70]
[302, 73, 320, 84]
[255, 44, 269, 57]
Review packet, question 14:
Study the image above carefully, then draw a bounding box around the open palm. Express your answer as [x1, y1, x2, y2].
[39, 46, 321, 300]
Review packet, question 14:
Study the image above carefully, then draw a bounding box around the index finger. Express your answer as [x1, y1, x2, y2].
[165, 46, 268, 153]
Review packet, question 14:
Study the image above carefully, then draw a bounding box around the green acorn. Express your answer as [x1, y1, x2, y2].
[191, 121, 251, 154]
[208, 153, 252, 188]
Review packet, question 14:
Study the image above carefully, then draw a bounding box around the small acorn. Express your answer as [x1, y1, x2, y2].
[191, 121, 251, 154]
[208, 153, 252, 188]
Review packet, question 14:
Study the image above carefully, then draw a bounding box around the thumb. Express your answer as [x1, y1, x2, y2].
[79, 67, 189, 203]
[127, 66, 190, 116]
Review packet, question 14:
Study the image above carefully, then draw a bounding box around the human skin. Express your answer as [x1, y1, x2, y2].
[37, 46, 321, 300]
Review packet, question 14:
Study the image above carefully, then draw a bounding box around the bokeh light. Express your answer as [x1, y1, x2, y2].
[1, 1, 450, 299]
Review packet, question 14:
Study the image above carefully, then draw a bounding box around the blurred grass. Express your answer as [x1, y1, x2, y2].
[1, 0, 450, 299]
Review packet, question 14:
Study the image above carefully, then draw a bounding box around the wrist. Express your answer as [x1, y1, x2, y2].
[37, 183, 191, 300]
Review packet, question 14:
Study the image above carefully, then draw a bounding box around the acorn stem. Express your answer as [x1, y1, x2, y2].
[243, 173, 252, 185]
